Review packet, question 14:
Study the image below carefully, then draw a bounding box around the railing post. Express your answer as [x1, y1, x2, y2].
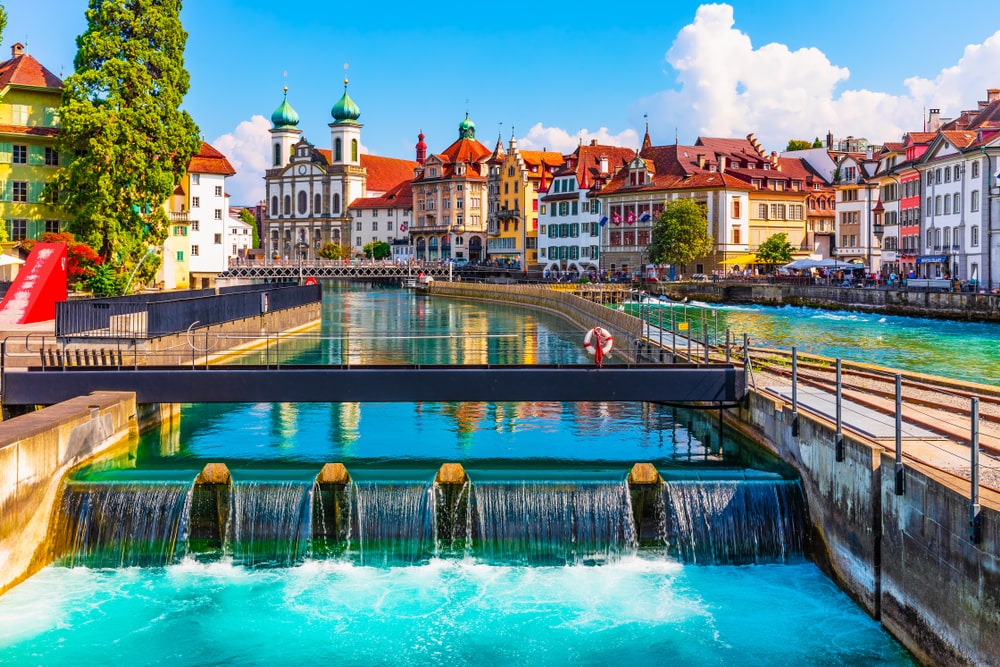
[725, 328, 731, 364]
[703, 326, 709, 364]
[791, 346, 799, 436]
[742, 333, 750, 408]
[835, 358, 844, 461]
[894, 373, 904, 495]
[970, 397, 982, 543]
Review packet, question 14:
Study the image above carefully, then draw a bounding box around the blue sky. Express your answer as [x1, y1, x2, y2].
[6, 1, 1000, 203]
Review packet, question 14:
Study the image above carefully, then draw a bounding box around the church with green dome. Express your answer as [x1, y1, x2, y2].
[262, 80, 418, 260]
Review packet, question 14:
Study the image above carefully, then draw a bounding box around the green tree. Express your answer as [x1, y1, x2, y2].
[647, 199, 713, 273]
[363, 240, 390, 260]
[318, 242, 346, 260]
[812, 137, 824, 148]
[0, 6, 7, 45]
[755, 233, 794, 269]
[238, 208, 259, 248]
[785, 139, 811, 151]
[47, 0, 200, 290]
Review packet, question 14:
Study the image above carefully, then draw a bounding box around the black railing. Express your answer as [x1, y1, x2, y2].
[56, 284, 321, 339]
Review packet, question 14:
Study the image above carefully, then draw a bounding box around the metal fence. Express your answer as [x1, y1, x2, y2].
[56, 283, 321, 339]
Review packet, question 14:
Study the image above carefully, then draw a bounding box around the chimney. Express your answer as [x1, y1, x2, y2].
[11, 43, 24, 58]
[599, 156, 609, 173]
[928, 109, 941, 132]
[697, 153, 705, 169]
[826, 130, 833, 148]
[716, 154, 726, 174]
[988, 88, 1000, 104]
[590, 139, 598, 146]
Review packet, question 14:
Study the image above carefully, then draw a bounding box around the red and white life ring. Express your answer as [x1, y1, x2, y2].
[583, 327, 614, 357]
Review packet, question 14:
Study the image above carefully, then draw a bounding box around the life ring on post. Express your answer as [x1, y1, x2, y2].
[583, 327, 614, 367]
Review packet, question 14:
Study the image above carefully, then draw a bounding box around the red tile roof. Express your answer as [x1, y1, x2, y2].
[360, 154, 419, 193]
[904, 132, 936, 144]
[940, 130, 978, 149]
[0, 53, 62, 90]
[436, 136, 492, 165]
[188, 141, 236, 176]
[0, 123, 58, 137]
[350, 179, 413, 210]
[520, 150, 564, 169]
[600, 142, 753, 196]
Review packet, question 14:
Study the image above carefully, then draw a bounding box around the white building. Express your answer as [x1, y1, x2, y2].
[186, 142, 236, 287]
[832, 153, 881, 271]
[263, 82, 416, 260]
[347, 180, 413, 255]
[226, 213, 253, 261]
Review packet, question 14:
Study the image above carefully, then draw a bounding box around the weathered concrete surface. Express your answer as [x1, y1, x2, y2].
[0, 391, 137, 595]
[727, 390, 1000, 666]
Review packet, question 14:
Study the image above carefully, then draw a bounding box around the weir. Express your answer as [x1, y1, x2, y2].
[50, 462, 808, 568]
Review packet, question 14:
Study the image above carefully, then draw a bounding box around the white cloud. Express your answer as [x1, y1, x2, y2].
[638, 3, 1000, 151]
[518, 123, 639, 154]
[211, 115, 271, 205]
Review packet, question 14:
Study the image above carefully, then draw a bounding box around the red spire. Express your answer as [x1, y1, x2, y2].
[579, 163, 590, 190]
[415, 130, 427, 165]
[538, 160, 549, 192]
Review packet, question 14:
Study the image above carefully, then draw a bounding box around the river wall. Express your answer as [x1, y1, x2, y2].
[0, 391, 137, 595]
[427, 283, 642, 361]
[729, 390, 1000, 666]
[654, 282, 1000, 322]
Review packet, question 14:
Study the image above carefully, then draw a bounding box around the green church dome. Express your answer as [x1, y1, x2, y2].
[458, 112, 476, 139]
[331, 79, 361, 123]
[271, 88, 299, 129]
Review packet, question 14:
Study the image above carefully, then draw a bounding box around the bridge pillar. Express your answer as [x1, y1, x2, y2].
[312, 463, 352, 557]
[189, 463, 232, 555]
[435, 463, 470, 555]
[628, 463, 665, 546]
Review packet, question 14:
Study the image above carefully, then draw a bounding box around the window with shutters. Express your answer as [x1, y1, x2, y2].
[44, 147, 58, 166]
[12, 181, 27, 202]
[10, 219, 26, 240]
[12, 145, 26, 164]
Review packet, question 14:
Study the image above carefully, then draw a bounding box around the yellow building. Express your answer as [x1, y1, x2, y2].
[493, 135, 563, 268]
[0, 43, 67, 241]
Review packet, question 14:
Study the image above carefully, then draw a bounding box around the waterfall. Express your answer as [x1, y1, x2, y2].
[660, 480, 807, 565]
[55, 481, 192, 568]
[228, 481, 313, 567]
[351, 482, 436, 565]
[471, 481, 637, 565]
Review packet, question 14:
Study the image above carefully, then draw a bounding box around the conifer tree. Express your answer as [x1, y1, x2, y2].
[48, 0, 200, 289]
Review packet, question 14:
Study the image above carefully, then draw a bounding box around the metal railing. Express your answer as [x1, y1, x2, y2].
[56, 283, 321, 339]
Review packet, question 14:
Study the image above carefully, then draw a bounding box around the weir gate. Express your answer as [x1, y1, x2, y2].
[0, 363, 744, 406]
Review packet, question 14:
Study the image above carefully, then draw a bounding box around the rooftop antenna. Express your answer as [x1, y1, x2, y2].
[675, 126, 679, 146]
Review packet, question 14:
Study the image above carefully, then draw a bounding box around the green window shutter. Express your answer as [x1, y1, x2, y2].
[59, 151, 72, 167]
[43, 107, 60, 128]
[549, 205, 556, 217]
[28, 219, 45, 239]
[572, 201, 578, 216]
[28, 146, 45, 166]
[0, 181, 10, 202]
[547, 225, 555, 239]
[176, 251, 184, 262]
[0, 143, 10, 164]
[592, 246, 599, 259]
[29, 181, 45, 203]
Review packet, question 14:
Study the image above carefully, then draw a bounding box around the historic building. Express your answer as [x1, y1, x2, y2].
[538, 141, 632, 275]
[0, 43, 67, 242]
[185, 142, 237, 286]
[348, 179, 413, 255]
[410, 115, 490, 262]
[492, 134, 563, 268]
[262, 81, 416, 260]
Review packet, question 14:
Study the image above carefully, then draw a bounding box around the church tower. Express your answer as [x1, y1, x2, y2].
[328, 78, 366, 251]
[269, 86, 301, 169]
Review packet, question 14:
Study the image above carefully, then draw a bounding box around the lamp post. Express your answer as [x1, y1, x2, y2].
[863, 178, 875, 272]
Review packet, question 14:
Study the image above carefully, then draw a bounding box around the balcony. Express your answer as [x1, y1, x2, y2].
[169, 211, 191, 223]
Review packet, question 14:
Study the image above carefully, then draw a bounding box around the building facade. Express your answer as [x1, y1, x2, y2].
[186, 142, 237, 286]
[0, 43, 67, 242]
[410, 115, 490, 262]
[262, 83, 415, 260]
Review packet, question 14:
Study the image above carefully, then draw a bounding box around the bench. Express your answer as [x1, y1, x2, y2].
[906, 278, 953, 291]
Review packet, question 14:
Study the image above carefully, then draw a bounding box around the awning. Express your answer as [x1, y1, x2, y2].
[719, 253, 759, 266]
[0, 254, 24, 266]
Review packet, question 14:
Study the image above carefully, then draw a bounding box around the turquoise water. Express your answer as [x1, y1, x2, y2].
[0, 560, 910, 666]
[632, 298, 1000, 384]
[0, 284, 917, 664]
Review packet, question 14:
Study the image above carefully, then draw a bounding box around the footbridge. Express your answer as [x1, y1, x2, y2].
[218, 260, 519, 282]
[0, 363, 743, 406]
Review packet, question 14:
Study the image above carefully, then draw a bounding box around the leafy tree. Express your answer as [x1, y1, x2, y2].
[318, 242, 347, 260]
[363, 240, 390, 260]
[812, 137, 824, 148]
[86, 263, 124, 297]
[238, 208, 260, 248]
[785, 139, 811, 151]
[755, 233, 794, 269]
[47, 0, 200, 290]
[0, 6, 7, 45]
[647, 199, 713, 272]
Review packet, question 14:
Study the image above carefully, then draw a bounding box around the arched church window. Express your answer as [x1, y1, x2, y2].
[315, 193, 322, 214]
[298, 191, 308, 214]
[273, 143, 281, 167]
[335, 139, 342, 162]
[352, 139, 358, 162]
[333, 193, 340, 214]
[283, 195, 291, 215]
[271, 196, 278, 216]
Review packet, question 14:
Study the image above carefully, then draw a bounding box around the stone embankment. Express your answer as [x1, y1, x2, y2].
[0, 392, 140, 595]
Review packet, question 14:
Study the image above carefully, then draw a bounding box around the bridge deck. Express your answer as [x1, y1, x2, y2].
[1, 363, 743, 406]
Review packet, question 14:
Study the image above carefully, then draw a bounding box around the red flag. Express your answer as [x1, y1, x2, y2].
[625, 210, 636, 225]
[612, 212, 622, 225]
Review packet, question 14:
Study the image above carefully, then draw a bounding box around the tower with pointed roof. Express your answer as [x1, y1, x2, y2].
[0, 42, 69, 242]
[262, 79, 417, 260]
[270, 86, 301, 170]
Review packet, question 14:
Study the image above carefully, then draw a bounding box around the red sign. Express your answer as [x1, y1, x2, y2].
[304, 276, 318, 286]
